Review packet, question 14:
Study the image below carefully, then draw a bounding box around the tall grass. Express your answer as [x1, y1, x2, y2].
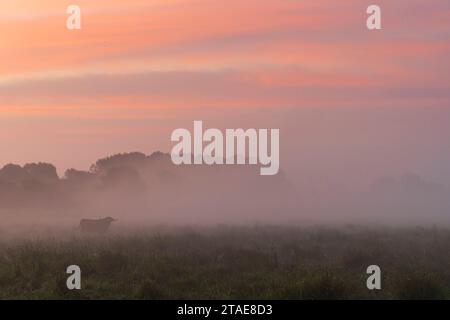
[0, 225, 449, 299]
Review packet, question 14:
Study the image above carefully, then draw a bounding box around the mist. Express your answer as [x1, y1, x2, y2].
[1, 106, 450, 230]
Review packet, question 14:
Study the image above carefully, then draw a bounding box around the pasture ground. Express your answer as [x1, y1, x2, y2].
[0, 225, 449, 299]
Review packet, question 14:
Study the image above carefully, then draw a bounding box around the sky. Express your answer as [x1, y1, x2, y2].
[0, 0, 450, 179]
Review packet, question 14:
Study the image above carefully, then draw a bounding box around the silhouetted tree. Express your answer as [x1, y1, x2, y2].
[24, 163, 59, 183]
[0, 164, 28, 184]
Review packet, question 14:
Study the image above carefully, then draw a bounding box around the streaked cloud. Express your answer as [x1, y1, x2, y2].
[0, 0, 449, 169]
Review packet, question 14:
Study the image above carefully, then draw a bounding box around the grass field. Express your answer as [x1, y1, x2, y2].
[0, 225, 449, 299]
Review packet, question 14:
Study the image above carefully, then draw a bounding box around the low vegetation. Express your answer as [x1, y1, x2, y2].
[0, 225, 449, 299]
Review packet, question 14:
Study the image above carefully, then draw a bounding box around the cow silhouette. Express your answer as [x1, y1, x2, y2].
[79, 217, 117, 233]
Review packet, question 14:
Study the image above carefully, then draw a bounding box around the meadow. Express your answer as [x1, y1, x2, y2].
[0, 225, 449, 300]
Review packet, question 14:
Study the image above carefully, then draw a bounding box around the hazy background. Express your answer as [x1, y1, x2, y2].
[1, 0, 450, 226]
